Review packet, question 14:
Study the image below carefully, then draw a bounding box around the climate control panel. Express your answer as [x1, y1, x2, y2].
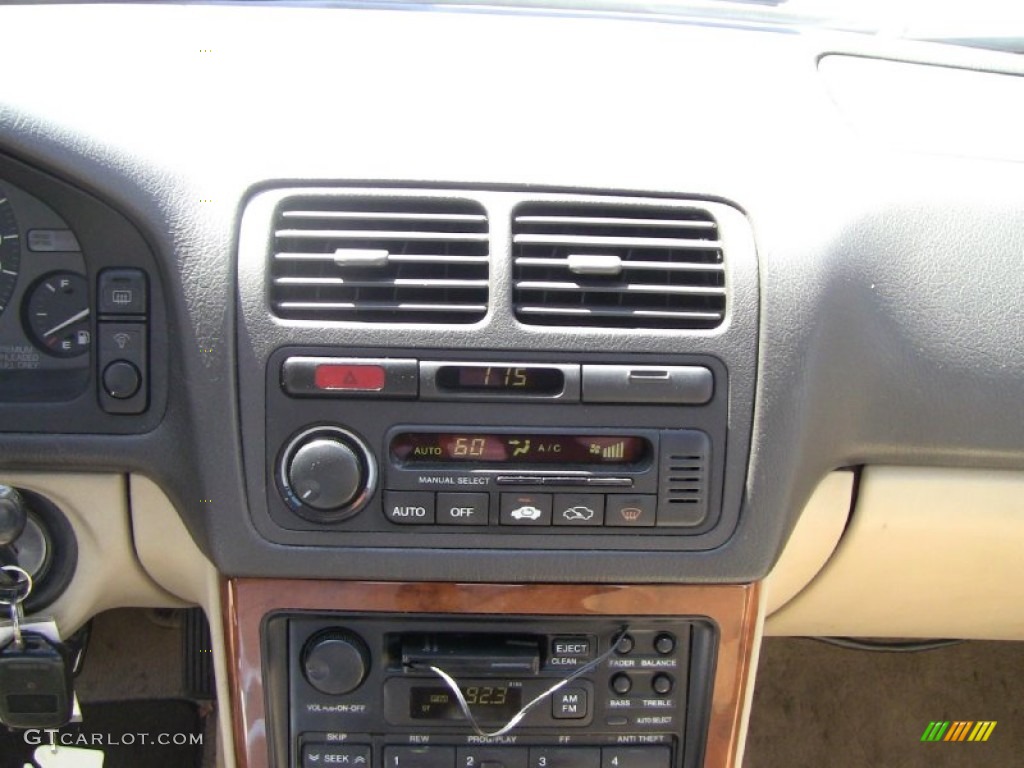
[262, 347, 731, 551]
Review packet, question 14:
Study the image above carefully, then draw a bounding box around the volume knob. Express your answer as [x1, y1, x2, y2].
[280, 427, 377, 523]
[302, 629, 370, 696]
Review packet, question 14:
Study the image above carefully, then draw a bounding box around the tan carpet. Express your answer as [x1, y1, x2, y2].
[745, 638, 1024, 767]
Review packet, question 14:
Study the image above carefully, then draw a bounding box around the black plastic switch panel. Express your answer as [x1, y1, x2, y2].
[98, 268, 147, 316]
[97, 322, 147, 414]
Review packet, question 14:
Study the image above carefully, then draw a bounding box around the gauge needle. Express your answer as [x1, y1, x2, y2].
[43, 308, 90, 338]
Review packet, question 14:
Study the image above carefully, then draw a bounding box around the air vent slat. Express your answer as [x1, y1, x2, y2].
[513, 202, 725, 330]
[515, 281, 726, 297]
[275, 253, 489, 265]
[275, 302, 487, 314]
[514, 215, 716, 231]
[518, 306, 724, 321]
[275, 229, 488, 243]
[274, 277, 488, 288]
[270, 196, 488, 323]
[282, 211, 486, 223]
[513, 234, 719, 250]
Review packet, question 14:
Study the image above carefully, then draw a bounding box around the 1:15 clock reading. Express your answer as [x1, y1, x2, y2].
[435, 365, 564, 395]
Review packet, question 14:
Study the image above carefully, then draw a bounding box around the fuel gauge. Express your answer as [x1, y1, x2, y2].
[23, 271, 91, 358]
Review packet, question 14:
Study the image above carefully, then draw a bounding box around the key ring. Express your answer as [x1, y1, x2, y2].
[0, 565, 32, 650]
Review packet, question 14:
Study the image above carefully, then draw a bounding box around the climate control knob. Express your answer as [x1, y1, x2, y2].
[280, 427, 377, 523]
[302, 629, 370, 696]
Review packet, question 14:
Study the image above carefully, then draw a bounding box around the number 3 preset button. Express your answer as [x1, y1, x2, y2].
[384, 491, 435, 524]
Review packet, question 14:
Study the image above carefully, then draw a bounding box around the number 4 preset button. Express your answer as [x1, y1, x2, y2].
[601, 747, 671, 768]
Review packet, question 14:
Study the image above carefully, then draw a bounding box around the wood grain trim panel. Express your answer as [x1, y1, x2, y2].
[224, 580, 760, 768]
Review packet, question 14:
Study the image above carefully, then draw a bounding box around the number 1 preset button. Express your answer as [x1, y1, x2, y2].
[386, 746, 456, 768]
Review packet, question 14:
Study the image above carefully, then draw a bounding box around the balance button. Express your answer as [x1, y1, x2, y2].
[384, 492, 435, 524]
[529, 748, 601, 768]
[605, 495, 656, 527]
[437, 492, 489, 526]
[601, 747, 671, 768]
[304, 744, 370, 768]
[653, 633, 676, 655]
[500, 493, 552, 526]
[553, 494, 604, 526]
[552, 687, 589, 719]
[386, 747, 456, 768]
[457, 747, 528, 768]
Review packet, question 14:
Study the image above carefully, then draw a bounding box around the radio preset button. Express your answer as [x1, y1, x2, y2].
[386, 746, 456, 768]
[605, 495, 657, 527]
[437, 493, 489, 525]
[457, 747, 528, 768]
[601, 747, 671, 768]
[553, 494, 605, 526]
[500, 493, 552, 526]
[384, 492, 435, 524]
[530, 748, 601, 768]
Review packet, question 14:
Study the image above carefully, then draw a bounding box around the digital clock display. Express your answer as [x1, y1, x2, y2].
[390, 433, 648, 465]
[435, 366, 564, 395]
[410, 684, 522, 722]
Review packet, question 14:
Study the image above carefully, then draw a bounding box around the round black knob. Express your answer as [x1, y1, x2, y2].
[302, 630, 370, 696]
[615, 634, 635, 655]
[654, 633, 676, 655]
[281, 427, 376, 522]
[652, 673, 674, 695]
[610, 673, 633, 695]
[0, 486, 27, 547]
[102, 361, 141, 399]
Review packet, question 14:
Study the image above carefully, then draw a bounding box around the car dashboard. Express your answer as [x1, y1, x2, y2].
[0, 3, 1023, 767]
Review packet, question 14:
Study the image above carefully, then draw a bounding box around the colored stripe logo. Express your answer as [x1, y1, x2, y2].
[921, 721, 996, 742]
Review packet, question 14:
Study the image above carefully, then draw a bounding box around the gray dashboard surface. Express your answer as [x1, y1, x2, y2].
[0, 3, 1022, 582]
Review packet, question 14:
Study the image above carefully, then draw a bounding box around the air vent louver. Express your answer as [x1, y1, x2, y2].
[271, 197, 489, 323]
[512, 203, 725, 329]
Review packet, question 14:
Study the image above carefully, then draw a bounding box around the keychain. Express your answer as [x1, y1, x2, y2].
[0, 565, 80, 729]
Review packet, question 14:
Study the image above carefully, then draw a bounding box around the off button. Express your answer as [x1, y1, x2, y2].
[437, 493, 488, 525]
[384, 492, 435, 524]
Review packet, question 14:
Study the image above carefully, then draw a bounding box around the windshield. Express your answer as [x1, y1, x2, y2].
[388, 0, 1024, 53]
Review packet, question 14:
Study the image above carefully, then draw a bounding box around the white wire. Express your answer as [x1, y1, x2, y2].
[415, 625, 631, 738]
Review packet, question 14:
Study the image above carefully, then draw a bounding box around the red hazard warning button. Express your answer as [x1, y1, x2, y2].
[314, 364, 387, 391]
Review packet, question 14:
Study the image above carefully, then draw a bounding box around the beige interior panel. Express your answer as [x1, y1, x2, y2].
[762, 471, 853, 617]
[767, 466, 1024, 640]
[130, 474, 237, 768]
[0, 472, 185, 635]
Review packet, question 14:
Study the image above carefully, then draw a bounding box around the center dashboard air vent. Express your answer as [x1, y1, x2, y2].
[270, 196, 489, 323]
[512, 202, 725, 329]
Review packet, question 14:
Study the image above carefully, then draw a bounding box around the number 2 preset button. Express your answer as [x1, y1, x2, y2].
[384, 491, 435, 524]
